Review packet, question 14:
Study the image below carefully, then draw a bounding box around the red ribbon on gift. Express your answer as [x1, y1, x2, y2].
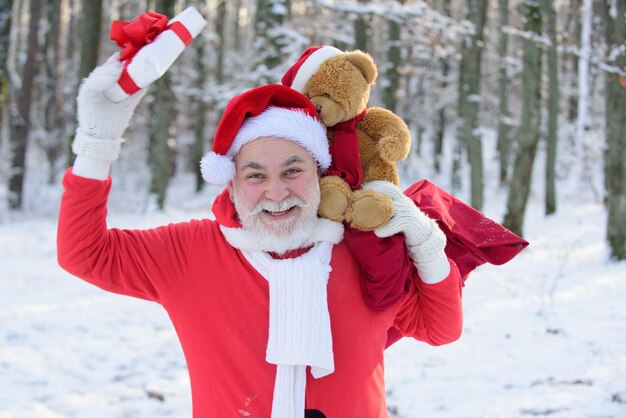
[110, 11, 169, 61]
[110, 11, 194, 94]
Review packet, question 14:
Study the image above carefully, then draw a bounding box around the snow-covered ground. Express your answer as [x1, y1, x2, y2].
[1, 150, 626, 417]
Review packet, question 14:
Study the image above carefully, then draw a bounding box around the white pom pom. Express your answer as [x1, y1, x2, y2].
[200, 152, 236, 184]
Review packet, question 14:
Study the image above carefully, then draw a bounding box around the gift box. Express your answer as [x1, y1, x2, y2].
[105, 7, 206, 102]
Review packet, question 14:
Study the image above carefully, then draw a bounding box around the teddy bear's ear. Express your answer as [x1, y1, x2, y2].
[343, 51, 378, 85]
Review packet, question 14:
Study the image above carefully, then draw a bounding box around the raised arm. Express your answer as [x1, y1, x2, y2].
[57, 55, 197, 303]
[58, 171, 202, 302]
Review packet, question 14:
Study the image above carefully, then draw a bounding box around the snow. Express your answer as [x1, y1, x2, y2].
[385, 199, 626, 417]
[2, 146, 626, 417]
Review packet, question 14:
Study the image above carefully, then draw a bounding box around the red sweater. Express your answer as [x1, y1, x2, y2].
[57, 170, 463, 417]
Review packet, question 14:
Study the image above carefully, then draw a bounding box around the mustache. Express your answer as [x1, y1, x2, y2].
[247, 197, 309, 216]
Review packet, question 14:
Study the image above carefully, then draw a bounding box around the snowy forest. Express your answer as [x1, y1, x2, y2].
[1, 1, 626, 417]
[1, 0, 625, 256]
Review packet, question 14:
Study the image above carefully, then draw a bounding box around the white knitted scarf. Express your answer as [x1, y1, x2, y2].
[220, 218, 343, 418]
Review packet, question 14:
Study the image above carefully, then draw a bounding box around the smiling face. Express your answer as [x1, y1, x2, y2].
[228, 136, 321, 239]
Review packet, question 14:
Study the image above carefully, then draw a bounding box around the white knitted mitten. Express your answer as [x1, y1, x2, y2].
[73, 53, 147, 178]
[363, 181, 450, 283]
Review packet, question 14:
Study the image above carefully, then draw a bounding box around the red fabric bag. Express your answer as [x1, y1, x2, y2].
[385, 180, 528, 348]
[404, 179, 529, 281]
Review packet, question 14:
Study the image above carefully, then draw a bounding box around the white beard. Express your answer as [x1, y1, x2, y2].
[233, 210, 319, 254]
[220, 183, 344, 255]
[229, 183, 322, 254]
[220, 214, 345, 255]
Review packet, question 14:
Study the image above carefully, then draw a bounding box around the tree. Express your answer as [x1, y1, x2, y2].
[503, 0, 543, 237]
[0, 0, 12, 107]
[192, 2, 214, 193]
[433, 0, 452, 174]
[565, 0, 581, 122]
[232, 0, 243, 52]
[381, 7, 402, 113]
[254, 0, 288, 80]
[354, 0, 369, 52]
[454, 0, 488, 210]
[41, 0, 63, 184]
[496, 0, 512, 185]
[148, 0, 176, 209]
[8, 0, 41, 209]
[215, 0, 227, 85]
[0, 0, 12, 156]
[543, 0, 559, 215]
[601, 0, 626, 259]
[575, 0, 593, 147]
[193, 38, 207, 193]
[77, 0, 102, 90]
[67, 0, 103, 167]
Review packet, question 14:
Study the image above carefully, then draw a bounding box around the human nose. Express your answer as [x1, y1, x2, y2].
[264, 177, 289, 201]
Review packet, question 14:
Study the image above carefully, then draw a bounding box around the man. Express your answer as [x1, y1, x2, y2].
[58, 55, 463, 418]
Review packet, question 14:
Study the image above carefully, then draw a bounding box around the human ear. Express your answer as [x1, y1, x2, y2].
[227, 180, 234, 201]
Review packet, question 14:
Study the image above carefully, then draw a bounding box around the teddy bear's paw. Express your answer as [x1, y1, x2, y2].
[318, 189, 350, 221]
[318, 176, 352, 222]
[378, 134, 411, 162]
[346, 189, 394, 231]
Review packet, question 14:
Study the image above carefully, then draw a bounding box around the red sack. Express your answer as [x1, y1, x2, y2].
[404, 179, 528, 281]
[385, 180, 528, 348]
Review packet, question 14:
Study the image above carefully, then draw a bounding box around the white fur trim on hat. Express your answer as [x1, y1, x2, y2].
[200, 107, 330, 185]
[290, 46, 342, 93]
[200, 151, 236, 184]
[228, 107, 330, 168]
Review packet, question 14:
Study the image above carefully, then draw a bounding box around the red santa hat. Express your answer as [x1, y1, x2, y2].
[200, 84, 330, 184]
[281, 45, 342, 93]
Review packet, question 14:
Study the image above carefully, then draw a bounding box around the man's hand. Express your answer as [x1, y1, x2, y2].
[363, 181, 450, 283]
[73, 53, 148, 162]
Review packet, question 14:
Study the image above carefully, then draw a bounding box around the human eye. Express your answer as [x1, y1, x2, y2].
[284, 167, 303, 178]
[246, 172, 265, 182]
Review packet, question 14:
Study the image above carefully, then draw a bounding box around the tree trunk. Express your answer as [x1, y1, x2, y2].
[496, 0, 511, 185]
[0, 0, 12, 103]
[148, 0, 175, 209]
[434, 0, 451, 174]
[77, 0, 103, 100]
[503, 1, 543, 237]
[0, 0, 12, 149]
[566, 0, 581, 122]
[67, 0, 103, 167]
[8, 0, 41, 209]
[455, 0, 488, 210]
[63, 0, 79, 166]
[543, 0, 559, 215]
[43, 0, 63, 184]
[233, 0, 243, 52]
[193, 34, 207, 193]
[354, 0, 369, 52]
[575, 0, 592, 146]
[215, 0, 226, 85]
[601, 0, 626, 259]
[255, 0, 287, 79]
[381, 11, 401, 113]
[415, 75, 426, 157]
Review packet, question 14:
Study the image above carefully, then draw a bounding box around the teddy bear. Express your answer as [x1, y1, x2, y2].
[282, 46, 411, 231]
